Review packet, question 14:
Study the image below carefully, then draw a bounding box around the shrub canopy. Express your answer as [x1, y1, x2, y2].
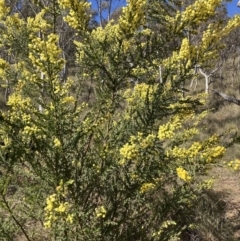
[0, 0, 239, 240]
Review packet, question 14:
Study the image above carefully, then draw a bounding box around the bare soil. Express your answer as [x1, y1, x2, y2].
[212, 166, 240, 240]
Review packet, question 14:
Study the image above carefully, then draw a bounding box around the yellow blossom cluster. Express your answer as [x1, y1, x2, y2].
[90, 21, 119, 43]
[167, 142, 201, 160]
[27, 9, 50, 34]
[130, 66, 150, 77]
[198, 15, 240, 64]
[199, 179, 214, 190]
[0, 0, 9, 18]
[140, 182, 156, 193]
[0, 133, 11, 150]
[60, 96, 75, 104]
[6, 95, 39, 144]
[176, 167, 192, 182]
[201, 15, 240, 50]
[51, 78, 74, 99]
[124, 83, 157, 107]
[158, 103, 225, 168]
[58, 0, 91, 31]
[118, 0, 146, 37]
[7, 94, 32, 115]
[44, 180, 74, 228]
[201, 23, 221, 51]
[120, 143, 138, 163]
[167, 0, 221, 28]
[95, 206, 107, 218]
[182, 0, 221, 22]
[168, 96, 207, 114]
[0, 10, 27, 53]
[141, 28, 152, 36]
[158, 115, 183, 140]
[167, 136, 225, 164]
[0, 58, 9, 79]
[158, 97, 208, 142]
[22, 125, 42, 138]
[74, 22, 125, 78]
[163, 2, 240, 73]
[119, 132, 156, 165]
[200, 145, 226, 162]
[2, 13, 25, 36]
[53, 137, 61, 148]
[122, 38, 135, 53]
[222, 15, 240, 35]
[140, 134, 155, 148]
[228, 159, 240, 170]
[179, 38, 193, 61]
[158, 110, 195, 140]
[28, 33, 64, 74]
[75, 18, 137, 67]
[152, 220, 177, 238]
[163, 37, 196, 71]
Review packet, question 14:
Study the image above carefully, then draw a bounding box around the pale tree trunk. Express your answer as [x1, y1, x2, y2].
[96, 0, 103, 27]
[190, 76, 198, 90]
[59, 51, 68, 84]
[159, 65, 163, 84]
[190, 65, 199, 90]
[198, 68, 210, 93]
[94, 0, 123, 26]
[198, 64, 222, 93]
[107, 0, 113, 23]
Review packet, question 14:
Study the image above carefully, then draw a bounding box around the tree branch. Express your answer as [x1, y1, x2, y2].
[211, 89, 240, 106]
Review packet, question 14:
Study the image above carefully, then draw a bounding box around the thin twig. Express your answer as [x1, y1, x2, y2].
[1, 194, 31, 241]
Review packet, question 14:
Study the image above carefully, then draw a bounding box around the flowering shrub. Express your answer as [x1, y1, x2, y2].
[0, 0, 238, 240]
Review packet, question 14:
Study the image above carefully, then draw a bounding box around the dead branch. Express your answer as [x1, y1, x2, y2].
[211, 89, 240, 106]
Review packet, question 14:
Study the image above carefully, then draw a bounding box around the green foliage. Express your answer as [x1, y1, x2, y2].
[0, 0, 239, 240]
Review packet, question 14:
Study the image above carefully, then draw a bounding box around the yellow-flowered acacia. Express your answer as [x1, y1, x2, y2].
[0, 0, 237, 241]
